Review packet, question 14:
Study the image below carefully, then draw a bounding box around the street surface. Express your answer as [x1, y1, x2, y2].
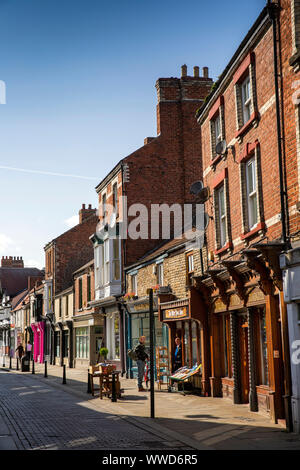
[0, 369, 190, 450]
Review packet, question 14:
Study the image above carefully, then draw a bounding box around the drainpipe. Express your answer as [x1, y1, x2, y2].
[268, 0, 287, 244]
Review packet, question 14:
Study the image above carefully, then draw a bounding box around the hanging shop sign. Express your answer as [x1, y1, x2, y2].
[126, 296, 158, 314]
[163, 306, 189, 321]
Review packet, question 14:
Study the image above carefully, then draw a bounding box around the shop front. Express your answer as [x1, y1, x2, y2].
[158, 288, 210, 396]
[194, 244, 289, 424]
[31, 321, 45, 363]
[73, 313, 104, 369]
[124, 295, 168, 379]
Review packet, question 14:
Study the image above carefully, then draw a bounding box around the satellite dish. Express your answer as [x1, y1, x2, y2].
[190, 181, 204, 195]
[196, 187, 210, 204]
[216, 139, 227, 156]
[110, 212, 117, 228]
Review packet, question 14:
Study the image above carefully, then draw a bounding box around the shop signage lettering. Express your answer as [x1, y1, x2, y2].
[164, 306, 188, 320]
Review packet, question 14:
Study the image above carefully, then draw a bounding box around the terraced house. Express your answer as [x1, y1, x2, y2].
[195, 0, 300, 429]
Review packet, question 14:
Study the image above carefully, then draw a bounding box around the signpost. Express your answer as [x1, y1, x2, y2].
[149, 289, 155, 419]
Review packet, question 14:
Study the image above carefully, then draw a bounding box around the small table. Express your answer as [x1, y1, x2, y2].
[92, 371, 122, 399]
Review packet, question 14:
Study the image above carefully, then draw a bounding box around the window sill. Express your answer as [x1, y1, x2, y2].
[235, 111, 259, 140]
[210, 154, 222, 168]
[215, 241, 233, 256]
[240, 222, 265, 240]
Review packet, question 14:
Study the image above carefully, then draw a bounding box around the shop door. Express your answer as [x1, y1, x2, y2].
[239, 316, 249, 404]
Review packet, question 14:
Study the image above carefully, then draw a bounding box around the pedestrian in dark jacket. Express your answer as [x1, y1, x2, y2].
[135, 336, 149, 391]
[173, 337, 182, 372]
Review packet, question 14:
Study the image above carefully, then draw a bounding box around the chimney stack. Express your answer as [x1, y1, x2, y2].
[181, 64, 187, 78]
[1, 256, 24, 268]
[193, 66, 200, 78]
[79, 204, 96, 224]
[202, 67, 209, 78]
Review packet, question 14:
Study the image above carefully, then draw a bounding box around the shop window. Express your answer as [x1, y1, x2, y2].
[223, 314, 232, 378]
[259, 310, 269, 386]
[62, 331, 69, 358]
[55, 331, 60, 358]
[157, 262, 164, 286]
[186, 253, 194, 286]
[106, 313, 120, 360]
[75, 327, 89, 359]
[191, 321, 199, 366]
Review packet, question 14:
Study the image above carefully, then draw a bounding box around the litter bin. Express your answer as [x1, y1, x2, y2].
[21, 356, 30, 372]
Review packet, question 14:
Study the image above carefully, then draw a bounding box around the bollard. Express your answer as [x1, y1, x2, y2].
[111, 372, 117, 402]
[44, 361, 48, 378]
[62, 364, 66, 384]
[32, 359, 35, 374]
[9, 356, 12, 369]
[87, 372, 92, 394]
[16, 357, 19, 371]
[2, 357, 5, 368]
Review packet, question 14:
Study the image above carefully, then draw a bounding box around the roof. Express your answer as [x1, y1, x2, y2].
[11, 289, 29, 311]
[125, 230, 198, 272]
[0, 267, 44, 298]
[73, 259, 94, 276]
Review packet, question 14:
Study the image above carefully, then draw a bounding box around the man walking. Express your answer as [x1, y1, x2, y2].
[135, 336, 149, 392]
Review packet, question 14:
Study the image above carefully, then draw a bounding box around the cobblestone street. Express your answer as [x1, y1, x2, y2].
[0, 370, 192, 450]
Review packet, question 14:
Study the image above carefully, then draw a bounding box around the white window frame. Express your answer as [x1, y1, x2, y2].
[157, 262, 164, 286]
[217, 185, 226, 248]
[214, 114, 222, 145]
[245, 157, 258, 230]
[103, 238, 109, 285]
[131, 274, 137, 295]
[241, 76, 251, 125]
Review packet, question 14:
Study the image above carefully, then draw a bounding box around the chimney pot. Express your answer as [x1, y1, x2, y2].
[181, 64, 187, 78]
[82, 204, 85, 209]
[88, 204, 92, 209]
[193, 66, 200, 78]
[203, 67, 209, 78]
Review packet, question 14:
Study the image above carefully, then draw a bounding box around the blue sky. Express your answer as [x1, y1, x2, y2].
[0, 0, 265, 268]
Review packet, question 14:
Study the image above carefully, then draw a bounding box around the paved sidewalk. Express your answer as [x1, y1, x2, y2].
[2, 357, 300, 450]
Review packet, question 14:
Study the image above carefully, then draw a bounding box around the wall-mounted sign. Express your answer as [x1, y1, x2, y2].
[164, 306, 189, 321]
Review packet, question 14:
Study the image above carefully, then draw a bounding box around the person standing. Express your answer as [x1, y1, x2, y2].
[135, 336, 149, 392]
[15, 343, 24, 367]
[173, 337, 182, 372]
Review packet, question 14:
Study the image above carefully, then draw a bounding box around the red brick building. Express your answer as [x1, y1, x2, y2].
[43, 204, 97, 364]
[193, 1, 299, 428]
[90, 66, 213, 372]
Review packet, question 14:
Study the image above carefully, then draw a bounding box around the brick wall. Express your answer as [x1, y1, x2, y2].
[96, 67, 213, 269]
[126, 245, 205, 300]
[199, 19, 286, 260]
[45, 208, 97, 296]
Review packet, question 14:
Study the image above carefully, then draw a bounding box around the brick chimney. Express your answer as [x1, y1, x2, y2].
[1, 256, 24, 268]
[155, 65, 213, 135]
[79, 204, 96, 224]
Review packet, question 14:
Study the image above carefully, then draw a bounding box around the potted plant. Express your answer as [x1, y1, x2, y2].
[99, 347, 109, 363]
[124, 292, 136, 301]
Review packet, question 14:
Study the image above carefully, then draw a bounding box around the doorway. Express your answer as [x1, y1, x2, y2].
[239, 315, 249, 404]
